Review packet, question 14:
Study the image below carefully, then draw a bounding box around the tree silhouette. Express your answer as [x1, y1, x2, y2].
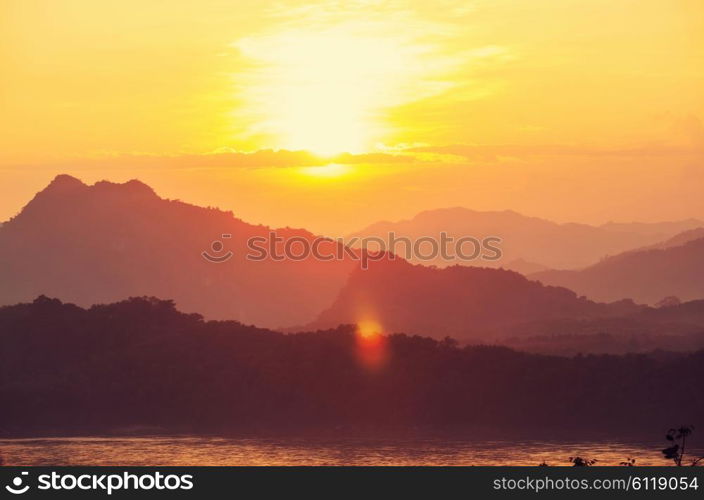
[569, 457, 597, 466]
[1, 296, 704, 439]
[661, 426, 703, 466]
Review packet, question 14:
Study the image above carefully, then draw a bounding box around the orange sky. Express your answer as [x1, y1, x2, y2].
[1, 0, 703, 235]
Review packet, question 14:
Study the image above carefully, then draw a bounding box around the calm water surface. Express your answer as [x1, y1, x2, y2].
[0, 436, 691, 466]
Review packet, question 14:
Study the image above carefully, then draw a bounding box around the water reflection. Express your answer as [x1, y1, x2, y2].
[0, 436, 696, 466]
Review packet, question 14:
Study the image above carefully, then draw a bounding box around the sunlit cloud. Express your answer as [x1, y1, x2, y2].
[228, 3, 500, 154]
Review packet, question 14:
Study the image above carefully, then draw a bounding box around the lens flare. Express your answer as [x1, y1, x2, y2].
[355, 319, 387, 370]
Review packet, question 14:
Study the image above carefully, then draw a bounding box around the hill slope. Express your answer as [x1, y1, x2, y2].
[1, 296, 702, 436]
[306, 258, 643, 340]
[531, 237, 704, 304]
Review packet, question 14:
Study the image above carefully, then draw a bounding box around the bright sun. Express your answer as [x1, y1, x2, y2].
[234, 24, 429, 155]
[299, 163, 351, 179]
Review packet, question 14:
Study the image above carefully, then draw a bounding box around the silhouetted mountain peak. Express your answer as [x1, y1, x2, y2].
[7, 174, 90, 222]
[39, 175, 157, 201]
[27, 175, 159, 208]
[0, 174, 358, 328]
[43, 174, 88, 194]
[92, 178, 157, 199]
[7, 175, 159, 225]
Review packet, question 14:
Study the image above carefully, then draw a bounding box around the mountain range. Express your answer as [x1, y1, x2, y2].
[2, 175, 703, 339]
[348, 207, 702, 271]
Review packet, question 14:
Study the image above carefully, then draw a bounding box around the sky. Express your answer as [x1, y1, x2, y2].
[1, 0, 703, 235]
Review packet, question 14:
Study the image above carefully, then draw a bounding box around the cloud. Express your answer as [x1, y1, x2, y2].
[406, 143, 704, 163]
[5, 140, 701, 173]
[0, 148, 426, 172]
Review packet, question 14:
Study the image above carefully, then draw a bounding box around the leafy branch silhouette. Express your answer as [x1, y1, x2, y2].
[662, 425, 703, 466]
[569, 456, 597, 466]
